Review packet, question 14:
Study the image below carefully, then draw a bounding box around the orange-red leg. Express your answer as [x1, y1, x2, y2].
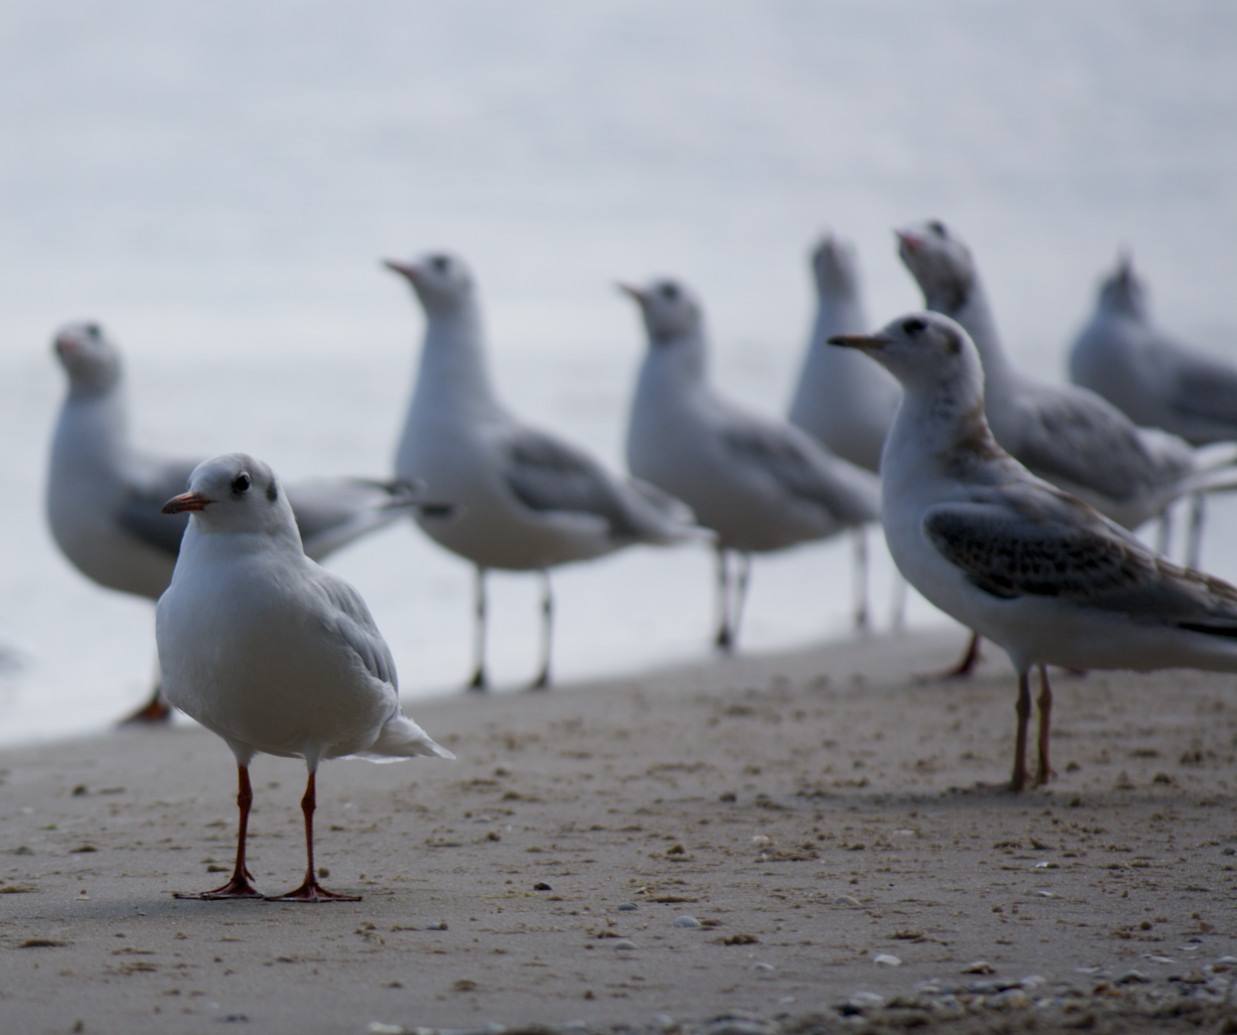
[266, 771, 360, 902]
[175, 765, 263, 900]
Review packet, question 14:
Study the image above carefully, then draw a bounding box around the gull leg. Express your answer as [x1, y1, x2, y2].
[1155, 507, 1173, 557]
[467, 567, 489, 692]
[1009, 670, 1032, 793]
[936, 631, 982, 680]
[118, 660, 175, 725]
[1186, 493, 1206, 570]
[267, 770, 360, 902]
[175, 765, 263, 899]
[1034, 665, 1055, 786]
[529, 570, 553, 690]
[852, 529, 870, 633]
[889, 568, 908, 634]
[714, 549, 734, 652]
[728, 552, 753, 651]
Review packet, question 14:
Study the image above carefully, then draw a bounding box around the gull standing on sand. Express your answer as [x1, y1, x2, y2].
[787, 234, 902, 631]
[831, 313, 1237, 791]
[47, 321, 438, 723]
[897, 221, 1237, 671]
[156, 453, 453, 901]
[620, 277, 881, 651]
[384, 252, 704, 691]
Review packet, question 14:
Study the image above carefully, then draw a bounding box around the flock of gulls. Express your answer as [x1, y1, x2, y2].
[44, 218, 1237, 898]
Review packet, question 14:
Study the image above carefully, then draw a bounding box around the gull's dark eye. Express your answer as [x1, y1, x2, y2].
[231, 472, 252, 495]
[83, 322, 101, 337]
[428, 254, 450, 274]
[659, 283, 680, 302]
[927, 220, 947, 238]
[902, 317, 927, 336]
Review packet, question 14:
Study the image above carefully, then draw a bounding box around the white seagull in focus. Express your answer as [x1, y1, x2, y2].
[156, 453, 454, 901]
[47, 321, 441, 724]
[383, 252, 705, 691]
[831, 312, 1237, 791]
[620, 276, 881, 651]
[787, 233, 902, 631]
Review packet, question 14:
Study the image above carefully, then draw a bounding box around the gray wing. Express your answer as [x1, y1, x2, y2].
[1012, 381, 1184, 500]
[1166, 345, 1237, 435]
[721, 420, 879, 524]
[113, 455, 198, 558]
[923, 481, 1237, 628]
[287, 476, 439, 560]
[312, 568, 398, 691]
[503, 426, 653, 538]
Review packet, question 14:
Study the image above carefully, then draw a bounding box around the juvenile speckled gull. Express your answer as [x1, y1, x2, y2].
[47, 321, 443, 722]
[896, 220, 1237, 673]
[787, 233, 903, 631]
[156, 453, 453, 901]
[620, 276, 881, 651]
[383, 252, 705, 691]
[831, 312, 1237, 791]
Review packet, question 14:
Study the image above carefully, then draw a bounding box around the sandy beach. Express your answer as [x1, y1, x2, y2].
[2, 630, 1236, 1034]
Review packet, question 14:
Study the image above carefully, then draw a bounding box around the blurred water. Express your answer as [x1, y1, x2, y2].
[3, 1, 1237, 744]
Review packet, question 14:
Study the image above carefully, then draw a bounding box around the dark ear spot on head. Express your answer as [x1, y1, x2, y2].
[266, 480, 278, 503]
[944, 331, 962, 355]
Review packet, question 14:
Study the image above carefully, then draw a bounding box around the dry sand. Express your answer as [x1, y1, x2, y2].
[2, 630, 1236, 1034]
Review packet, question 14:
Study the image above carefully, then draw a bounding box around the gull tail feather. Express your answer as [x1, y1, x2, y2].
[357, 714, 456, 762]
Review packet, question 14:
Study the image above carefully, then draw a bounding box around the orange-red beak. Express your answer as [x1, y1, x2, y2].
[162, 491, 211, 515]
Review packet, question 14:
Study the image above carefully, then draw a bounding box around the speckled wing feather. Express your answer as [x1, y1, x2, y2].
[923, 481, 1237, 634]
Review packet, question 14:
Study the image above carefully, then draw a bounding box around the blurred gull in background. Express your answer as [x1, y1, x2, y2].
[620, 276, 881, 652]
[384, 252, 706, 692]
[786, 233, 902, 631]
[47, 321, 443, 723]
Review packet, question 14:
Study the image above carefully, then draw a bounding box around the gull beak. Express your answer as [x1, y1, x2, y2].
[381, 257, 419, 281]
[827, 333, 891, 353]
[894, 228, 921, 252]
[616, 282, 645, 303]
[162, 491, 212, 515]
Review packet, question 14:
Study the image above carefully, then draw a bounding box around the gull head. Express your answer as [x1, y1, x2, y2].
[617, 278, 703, 347]
[809, 233, 860, 299]
[895, 219, 975, 314]
[382, 251, 475, 316]
[1097, 251, 1149, 319]
[162, 452, 298, 540]
[829, 312, 984, 402]
[52, 321, 122, 396]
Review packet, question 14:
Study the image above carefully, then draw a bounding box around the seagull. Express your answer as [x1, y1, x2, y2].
[1070, 252, 1237, 446]
[156, 453, 453, 901]
[896, 220, 1237, 671]
[47, 321, 438, 723]
[1069, 254, 1237, 566]
[383, 252, 704, 691]
[831, 312, 1237, 792]
[787, 233, 902, 631]
[619, 276, 881, 651]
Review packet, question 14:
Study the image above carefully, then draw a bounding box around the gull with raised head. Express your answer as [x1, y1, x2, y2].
[787, 233, 902, 630]
[156, 452, 453, 901]
[384, 252, 704, 691]
[831, 313, 1237, 791]
[47, 321, 438, 723]
[1070, 254, 1237, 445]
[896, 221, 1237, 671]
[620, 276, 881, 651]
